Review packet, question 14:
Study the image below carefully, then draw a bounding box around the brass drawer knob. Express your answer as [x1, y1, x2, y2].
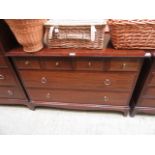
[25, 60, 30, 65]
[0, 74, 5, 80]
[55, 61, 60, 67]
[104, 79, 111, 86]
[122, 63, 127, 69]
[41, 77, 47, 84]
[46, 92, 51, 99]
[88, 61, 92, 67]
[103, 96, 109, 102]
[7, 90, 13, 96]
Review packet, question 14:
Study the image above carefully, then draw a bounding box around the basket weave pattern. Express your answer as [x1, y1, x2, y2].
[108, 19, 155, 49]
[5, 19, 46, 52]
[45, 25, 105, 49]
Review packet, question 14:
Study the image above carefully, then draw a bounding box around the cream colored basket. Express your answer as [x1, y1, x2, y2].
[44, 20, 106, 49]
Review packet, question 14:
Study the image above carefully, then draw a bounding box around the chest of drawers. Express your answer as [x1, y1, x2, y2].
[7, 47, 145, 116]
[131, 52, 155, 116]
[0, 50, 31, 107]
[0, 20, 32, 109]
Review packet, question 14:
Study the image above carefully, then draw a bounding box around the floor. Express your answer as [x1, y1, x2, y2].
[0, 105, 155, 134]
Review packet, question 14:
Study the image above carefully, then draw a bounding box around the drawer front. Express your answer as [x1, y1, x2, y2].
[148, 72, 155, 86]
[108, 58, 140, 71]
[0, 68, 16, 86]
[14, 58, 40, 69]
[75, 58, 104, 71]
[42, 58, 72, 70]
[28, 88, 129, 106]
[0, 87, 25, 99]
[140, 98, 155, 107]
[143, 87, 155, 97]
[20, 70, 136, 91]
[0, 56, 7, 67]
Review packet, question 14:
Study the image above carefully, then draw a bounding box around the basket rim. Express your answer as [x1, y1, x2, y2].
[108, 19, 155, 25]
[44, 19, 107, 26]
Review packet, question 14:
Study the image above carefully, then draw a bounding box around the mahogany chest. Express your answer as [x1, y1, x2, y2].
[7, 47, 145, 116]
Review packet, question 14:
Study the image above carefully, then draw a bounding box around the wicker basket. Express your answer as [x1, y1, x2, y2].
[108, 19, 155, 49]
[44, 20, 106, 49]
[5, 19, 46, 52]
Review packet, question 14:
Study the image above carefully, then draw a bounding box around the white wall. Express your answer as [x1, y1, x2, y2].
[1, 0, 155, 19]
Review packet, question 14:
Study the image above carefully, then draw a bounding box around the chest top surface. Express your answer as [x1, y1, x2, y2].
[5, 33, 147, 58]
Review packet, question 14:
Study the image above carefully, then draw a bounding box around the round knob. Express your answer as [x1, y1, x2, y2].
[7, 90, 13, 96]
[88, 61, 92, 67]
[103, 96, 109, 102]
[25, 60, 30, 65]
[0, 74, 5, 80]
[55, 61, 60, 67]
[122, 63, 127, 69]
[104, 79, 111, 86]
[46, 93, 51, 99]
[41, 77, 47, 84]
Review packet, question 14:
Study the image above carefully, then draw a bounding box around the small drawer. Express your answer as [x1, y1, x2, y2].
[0, 86, 24, 99]
[20, 70, 136, 91]
[143, 87, 155, 97]
[14, 58, 40, 69]
[75, 58, 104, 71]
[27, 88, 129, 106]
[42, 58, 72, 70]
[0, 68, 16, 86]
[140, 98, 155, 107]
[108, 58, 140, 71]
[0, 56, 7, 67]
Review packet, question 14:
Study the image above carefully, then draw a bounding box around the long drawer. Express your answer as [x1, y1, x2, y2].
[140, 98, 155, 107]
[148, 72, 155, 86]
[143, 87, 155, 97]
[0, 68, 16, 86]
[19, 70, 136, 91]
[152, 61, 155, 70]
[0, 86, 25, 99]
[28, 88, 129, 106]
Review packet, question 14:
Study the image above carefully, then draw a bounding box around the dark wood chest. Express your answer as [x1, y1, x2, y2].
[7, 48, 145, 115]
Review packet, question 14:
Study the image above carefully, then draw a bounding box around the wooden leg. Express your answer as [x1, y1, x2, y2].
[27, 103, 35, 111]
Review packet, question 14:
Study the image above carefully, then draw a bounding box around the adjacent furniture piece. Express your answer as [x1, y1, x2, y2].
[131, 52, 155, 116]
[6, 42, 145, 116]
[0, 20, 32, 109]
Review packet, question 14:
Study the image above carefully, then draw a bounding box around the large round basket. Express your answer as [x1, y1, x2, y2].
[5, 19, 46, 52]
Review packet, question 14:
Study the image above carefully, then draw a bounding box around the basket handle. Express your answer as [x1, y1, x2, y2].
[90, 25, 96, 41]
[47, 25, 96, 41]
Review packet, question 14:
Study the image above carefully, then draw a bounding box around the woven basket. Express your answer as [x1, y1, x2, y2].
[44, 20, 106, 49]
[5, 19, 46, 52]
[108, 19, 155, 49]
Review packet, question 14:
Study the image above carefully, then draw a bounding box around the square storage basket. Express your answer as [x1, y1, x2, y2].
[108, 19, 155, 49]
[44, 20, 106, 49]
